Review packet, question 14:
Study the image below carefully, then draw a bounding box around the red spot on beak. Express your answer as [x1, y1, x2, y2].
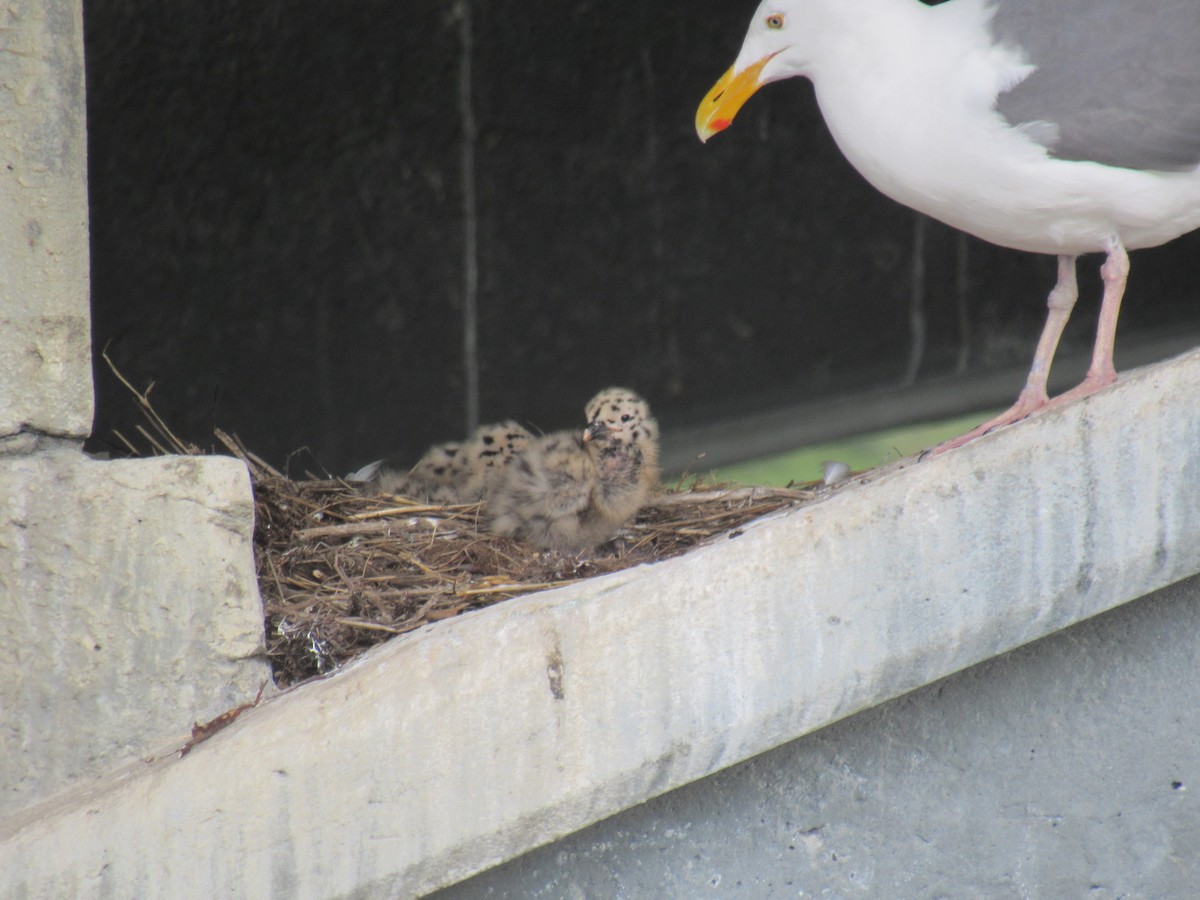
[711, 118, 731, 132]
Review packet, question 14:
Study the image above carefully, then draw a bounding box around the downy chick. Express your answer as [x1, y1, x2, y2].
[366, 420, 531, 502]
[487, 388, 659, 551]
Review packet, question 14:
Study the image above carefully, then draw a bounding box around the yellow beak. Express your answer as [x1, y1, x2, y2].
[695, 53, 780, 143]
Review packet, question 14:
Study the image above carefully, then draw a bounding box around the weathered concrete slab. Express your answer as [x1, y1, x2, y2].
[440, 573, 1200, 899]
[2, 349, 1199, 898]
[0, 440, 269, 817]
[0, 0, 92, 437]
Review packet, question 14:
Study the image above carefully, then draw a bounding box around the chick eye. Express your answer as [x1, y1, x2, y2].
[621, 414, 633, 422]
[765, 13, 784, 29]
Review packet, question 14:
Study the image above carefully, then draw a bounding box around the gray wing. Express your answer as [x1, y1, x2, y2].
[987, 0, 1200, 171]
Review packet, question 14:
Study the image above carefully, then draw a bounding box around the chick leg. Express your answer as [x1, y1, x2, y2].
[928, 253, 1078, 455]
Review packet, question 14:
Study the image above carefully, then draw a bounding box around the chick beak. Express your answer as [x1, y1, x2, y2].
[583, 420, 617, 443]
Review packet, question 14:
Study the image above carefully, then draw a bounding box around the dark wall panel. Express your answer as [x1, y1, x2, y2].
[84, 0, 1200, 473]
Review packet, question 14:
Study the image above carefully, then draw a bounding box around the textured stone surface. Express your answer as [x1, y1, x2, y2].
[0, 440, 268, 817]
[441, 573, 1200, 899]
[0, 0, 92, 436]
[1, 349, 1199, 897]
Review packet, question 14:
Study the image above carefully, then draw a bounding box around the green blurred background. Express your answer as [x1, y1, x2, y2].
[711, 410, 997, 486]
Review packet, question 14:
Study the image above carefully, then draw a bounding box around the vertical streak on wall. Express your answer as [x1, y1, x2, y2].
[314, 290, 336, 466]
[457, 0, 480, 433]
[640, 44, 682, 396]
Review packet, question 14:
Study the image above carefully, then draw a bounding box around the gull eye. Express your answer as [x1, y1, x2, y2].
[621, 414, 633, 422]
[765, 13, 785, 29]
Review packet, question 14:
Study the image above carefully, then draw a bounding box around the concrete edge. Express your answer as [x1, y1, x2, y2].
[3, 348, 1199, 898]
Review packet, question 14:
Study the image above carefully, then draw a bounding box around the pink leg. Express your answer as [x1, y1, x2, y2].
[1043, 235, 1127, 406]
[928, 254, 1079, 455]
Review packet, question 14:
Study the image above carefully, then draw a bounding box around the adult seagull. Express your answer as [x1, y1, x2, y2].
[696, 0, 1200, 453]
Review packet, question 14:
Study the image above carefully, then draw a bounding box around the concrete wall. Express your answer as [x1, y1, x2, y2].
[0, 0, 270, 820]
[0, 0, 91, 436]
[439, 572, 1200, 898]
[0, 440, 269, 816]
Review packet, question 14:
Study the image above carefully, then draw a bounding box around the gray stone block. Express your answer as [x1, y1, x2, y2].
[0, 0, 92, 437]
[0, 440, 269, 817]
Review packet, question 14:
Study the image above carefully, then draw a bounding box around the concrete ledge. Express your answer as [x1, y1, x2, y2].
[3, 349, 1199, 897]
[438, 572, 1200, 897]
[0, 441, 269, 817]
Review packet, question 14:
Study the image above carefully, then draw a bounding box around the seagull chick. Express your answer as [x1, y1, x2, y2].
[368, 439, 466, 501]
[454, 420, 534, 501]
[487, 388, 659, 552]
[366, 420, 531, 502]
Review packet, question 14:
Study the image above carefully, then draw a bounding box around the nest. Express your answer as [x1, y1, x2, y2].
[101, 352, 823, 688]
[251, 463, 817, 686]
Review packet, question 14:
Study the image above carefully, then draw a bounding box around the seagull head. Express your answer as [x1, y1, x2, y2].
[696, 2, 815, 142]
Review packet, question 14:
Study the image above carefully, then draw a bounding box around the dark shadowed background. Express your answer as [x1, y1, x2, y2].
[82, 0, 1200, 476]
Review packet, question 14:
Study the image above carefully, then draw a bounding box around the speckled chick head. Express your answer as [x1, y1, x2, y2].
[582, 386, 660, 515]
[583, 387, 657, 447]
